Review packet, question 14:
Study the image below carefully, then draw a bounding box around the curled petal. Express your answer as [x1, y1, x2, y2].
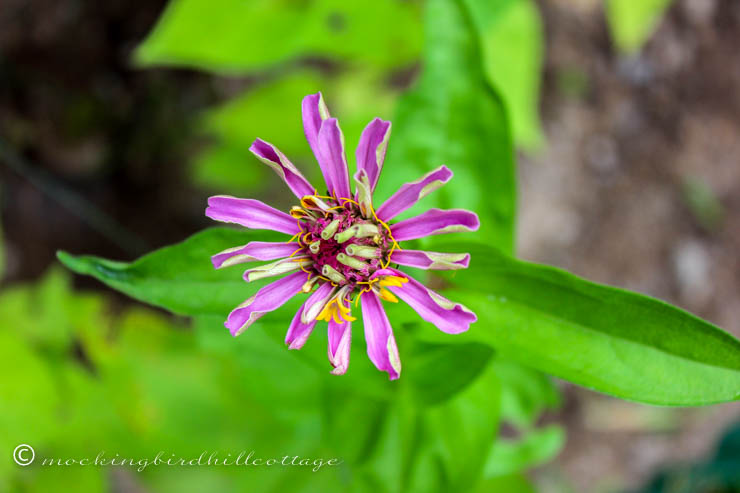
[212, 242, 301, 269]
[206, 196, 299, 235]
[361, 291, 401, 380]
[301, 282, 335, 324]
[353, 169, 373, 218]
[243, 257, 309, 283]
[317, 118, 351, 199]
[328, 319, 351, 375]
[302, 92, 331, 164]
[376, 165, 453, 221]
[355, 118, 391, 193]
[384, 268, 476, 334]
[390, 250, 470, 270]
[390, 208, 479, 241]
[286, 301, 317, 349]
[250, 139, 314, 198]
[226, 271, 308, 336]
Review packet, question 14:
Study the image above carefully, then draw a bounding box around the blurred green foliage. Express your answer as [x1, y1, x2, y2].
[606, 0, 674, 53]
[1, 267, 553, 492]
[465, 0, 544, 148]
[682, 176, 724, 232]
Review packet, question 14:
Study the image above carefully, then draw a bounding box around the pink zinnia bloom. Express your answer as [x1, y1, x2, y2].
[206, 93, 478, 379]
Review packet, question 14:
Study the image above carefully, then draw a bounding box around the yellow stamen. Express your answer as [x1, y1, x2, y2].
[378, 288, 398, 303]
[379, 275, 408, 288]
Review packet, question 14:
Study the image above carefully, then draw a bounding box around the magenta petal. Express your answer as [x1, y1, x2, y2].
[302, 92, 330, 167]
[385, 268, 476, 334]
[376, 165, 453, 221]
[355, 118, 391, 193]
[212, 242, 300, 269]
[301, 281, 335, 323]
[328, 319, 351, 375]
[390, 208, 480, 241]
[285, 301, 317, 349]
[360, 291, 401, 380]
[250, 139, 314, 199]
[206, 196, 300, 235]
[225, 271, 308, 336]
[389, 250, 470, 270]
[317, 118, 351, 199]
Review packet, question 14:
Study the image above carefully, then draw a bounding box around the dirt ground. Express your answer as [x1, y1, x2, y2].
[1, 0, 739, 491]
[523, 0, 740, 490]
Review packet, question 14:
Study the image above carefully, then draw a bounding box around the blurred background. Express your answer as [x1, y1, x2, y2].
[1, 0, 739, 491]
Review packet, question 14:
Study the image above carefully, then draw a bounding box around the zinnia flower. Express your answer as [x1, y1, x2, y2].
[206, 93, 478, 379]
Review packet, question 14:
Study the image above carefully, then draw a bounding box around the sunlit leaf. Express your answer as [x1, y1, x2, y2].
[380, 0, 516, 255]
[135, 0, 422, 73]
[606, 0, 673, 53]
[464, 0, 544, 148]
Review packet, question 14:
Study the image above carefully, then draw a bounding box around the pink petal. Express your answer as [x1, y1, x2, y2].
[250, 139, 314, 199]
[328, 319, 351, 375]
[206, 196, 300, 235]
[211, 241, 300, 269]
[317, 118, 351, 199]
[302, 92, 331, 165]
[285, 300, 317, 349]
[384, 268, 476, 334]
[360, 291, 401, 380]
[376, 165, 453, 221]
[389, 250, 470, 270]
[390, 208, 479, 241]
[301, 281, 335, 324]
[225, 271, 308, 336]
[355, 118, 391, 194]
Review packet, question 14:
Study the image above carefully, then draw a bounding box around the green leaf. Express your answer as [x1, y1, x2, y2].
[406, 342, 494, 406]
[429, 242, 740, 406]
[58, 227, 285, 317]
[463, 0, 544, 148]
[380, 0, 516, 254]
[135, 0, 422, 73]
[606, 0, 673, 53]
[483, 425, 564, 477]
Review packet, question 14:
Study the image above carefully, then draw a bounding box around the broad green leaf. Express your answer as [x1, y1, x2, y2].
[406, 342, 494, 406]
[58, 227, 285, 317]
[483, 425, 564, 477]
[428, 242, 740, 406]
[606, 0, 673, 53]
[135, 0, 422, 73]
[464, 0, 544, 148]
[381, 0, 516, 254]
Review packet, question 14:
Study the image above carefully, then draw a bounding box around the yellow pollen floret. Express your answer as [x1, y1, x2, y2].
[378, 288, 398, 303]
[317, 298, 357, 323]
[378, 275, 408, 288]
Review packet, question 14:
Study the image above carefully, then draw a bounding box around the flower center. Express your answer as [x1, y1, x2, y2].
[291, 194, 395, 290]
